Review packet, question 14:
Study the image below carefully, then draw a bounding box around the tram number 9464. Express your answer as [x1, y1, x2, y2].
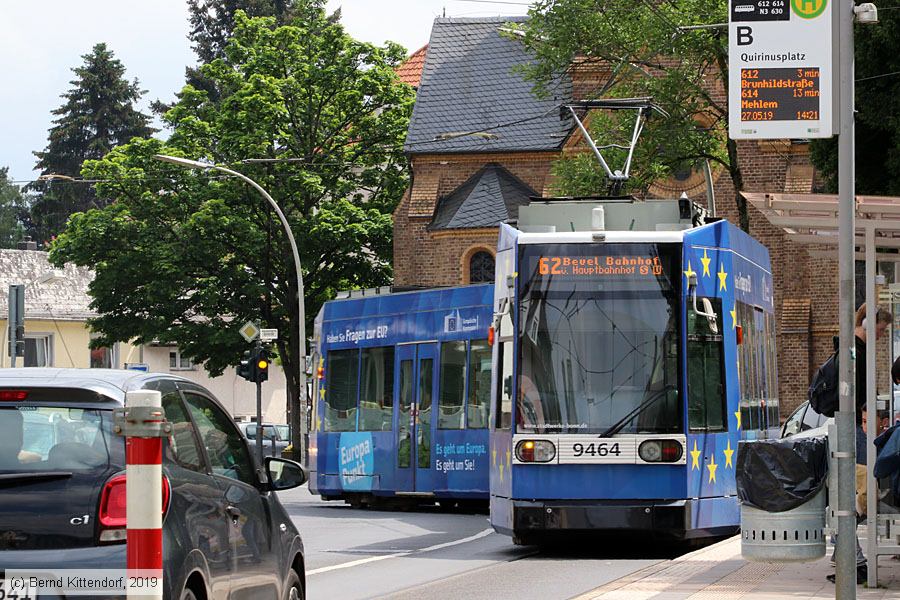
[572, 442, 621, 457]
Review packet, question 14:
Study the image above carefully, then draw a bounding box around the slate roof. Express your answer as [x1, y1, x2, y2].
[405, 17, 572, 154]
[396, 45, 428, 88]
[429, 163, 536, 230]
[0, 250, 95, 321]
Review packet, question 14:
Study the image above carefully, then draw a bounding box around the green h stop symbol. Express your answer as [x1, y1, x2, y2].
[792, 0, 827, 19]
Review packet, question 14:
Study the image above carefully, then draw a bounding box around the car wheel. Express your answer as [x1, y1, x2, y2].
[285, 568, 304, 600]
[180, 588, 198, 600]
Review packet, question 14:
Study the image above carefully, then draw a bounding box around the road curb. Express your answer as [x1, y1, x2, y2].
[570, 535, 741, 600]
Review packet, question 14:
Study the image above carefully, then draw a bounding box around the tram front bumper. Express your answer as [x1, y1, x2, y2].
[512, 499, 692, 537]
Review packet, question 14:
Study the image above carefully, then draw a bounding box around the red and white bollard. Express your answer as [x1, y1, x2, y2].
[116, 390, 170, 600]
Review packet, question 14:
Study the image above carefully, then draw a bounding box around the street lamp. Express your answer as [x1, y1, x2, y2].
[153, 155, 308, 460]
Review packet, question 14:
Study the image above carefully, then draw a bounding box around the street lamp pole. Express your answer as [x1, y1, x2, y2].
[154, 155, 308, 462]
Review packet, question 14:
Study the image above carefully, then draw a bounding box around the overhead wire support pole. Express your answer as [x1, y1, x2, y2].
[835, 0, 857, 597]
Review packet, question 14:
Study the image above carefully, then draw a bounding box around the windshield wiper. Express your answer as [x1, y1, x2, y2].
[598, 385, 676, 438]
[0, 471, 73, 485]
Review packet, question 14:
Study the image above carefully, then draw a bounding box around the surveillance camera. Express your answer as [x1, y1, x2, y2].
[854, 3, 878, 24]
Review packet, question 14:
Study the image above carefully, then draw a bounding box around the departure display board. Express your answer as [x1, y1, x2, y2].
[740, 67, 820, 122]
[728, 0, 835, 139]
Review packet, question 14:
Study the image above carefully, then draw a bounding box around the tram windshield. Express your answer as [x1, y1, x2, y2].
[518, 243, 681, 434]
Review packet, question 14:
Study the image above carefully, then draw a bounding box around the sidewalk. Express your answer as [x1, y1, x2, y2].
[574, 533, 900, 600]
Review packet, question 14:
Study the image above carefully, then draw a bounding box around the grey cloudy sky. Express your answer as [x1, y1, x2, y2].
[0, 1, 528, 183]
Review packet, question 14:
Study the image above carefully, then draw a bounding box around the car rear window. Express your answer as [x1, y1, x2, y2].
[1, 395, 121, 473]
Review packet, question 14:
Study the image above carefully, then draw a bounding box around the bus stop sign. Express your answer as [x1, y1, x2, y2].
[728, 0, 838, 140]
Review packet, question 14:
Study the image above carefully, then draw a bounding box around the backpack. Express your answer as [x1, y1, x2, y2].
[808, 337, 840, 417]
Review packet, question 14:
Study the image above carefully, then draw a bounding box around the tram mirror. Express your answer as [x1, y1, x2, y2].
[700, 297, 718, 334]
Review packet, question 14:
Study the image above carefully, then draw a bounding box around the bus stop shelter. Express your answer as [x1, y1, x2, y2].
[742, 191, 900, 587]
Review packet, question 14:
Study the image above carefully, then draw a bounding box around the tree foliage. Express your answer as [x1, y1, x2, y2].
[0, 168, 29, 249]
[520, 0, 749, 229]
[810, 12, 900, 195]
[29, 43, 155, 243]
[49, 8, 414, 437]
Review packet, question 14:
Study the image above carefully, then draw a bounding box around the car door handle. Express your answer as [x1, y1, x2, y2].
[225, 505, 243, 521]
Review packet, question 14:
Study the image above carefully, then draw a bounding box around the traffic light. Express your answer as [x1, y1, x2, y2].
[237, 350, 252, 381]
[253, 347, 270, 383]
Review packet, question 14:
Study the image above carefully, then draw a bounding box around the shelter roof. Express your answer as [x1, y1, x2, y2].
[742, 192, 900, 260]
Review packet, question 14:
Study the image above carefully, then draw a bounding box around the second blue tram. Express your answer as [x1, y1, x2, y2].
[489, 200, 780, 543]
[310, 284, 493, 507]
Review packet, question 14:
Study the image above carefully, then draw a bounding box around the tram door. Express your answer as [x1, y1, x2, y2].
[395, 343, 439, 494]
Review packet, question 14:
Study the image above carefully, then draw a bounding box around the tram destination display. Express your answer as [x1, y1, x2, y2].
[740, 67, 820, 122]
[728, 0, 835, 139]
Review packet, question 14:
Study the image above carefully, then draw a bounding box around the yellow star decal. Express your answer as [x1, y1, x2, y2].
[690, 440, 701, 471]
[498, 463, 504, 482]
[730, 308, 737, 329]
[718, 263, 728, 291]
[492, 448, 497, 466]
[319, 387, 326, 399]
[724, 440, 735, 469]
[683, 261, 696, 282]
[707, 454, 718, 483]
[734, 410, 742, 430]
[316, 417, 322, 431]
[506, 447, 512, 469]
[701, 249, 712, 277]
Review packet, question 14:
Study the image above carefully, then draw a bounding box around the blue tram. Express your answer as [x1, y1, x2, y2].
[309, 284, 493, 507]
[489, 199, 780, 543]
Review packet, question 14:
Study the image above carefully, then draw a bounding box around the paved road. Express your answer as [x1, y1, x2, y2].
[278, 486, 688, 600]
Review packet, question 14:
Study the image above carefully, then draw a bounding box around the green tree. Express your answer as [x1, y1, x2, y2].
[0, 168, 29, 249]
[519, 1, 749, 229]
[810, 12, 900, 195]
[49, 8, 414, 450]
[29, 43, 155, 243]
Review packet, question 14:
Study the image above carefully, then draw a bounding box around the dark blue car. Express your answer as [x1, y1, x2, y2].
[0, 369, 306, 599]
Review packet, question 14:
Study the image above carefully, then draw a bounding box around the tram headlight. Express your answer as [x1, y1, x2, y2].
[515, 439, 556, 463]
[638, 440, 683, 463]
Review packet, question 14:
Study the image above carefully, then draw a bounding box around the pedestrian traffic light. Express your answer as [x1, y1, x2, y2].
[237, 350, 252, 381]
[253, 347, 270, 383]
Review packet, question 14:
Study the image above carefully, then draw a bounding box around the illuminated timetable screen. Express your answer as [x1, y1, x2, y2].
[740, 67, 820, 122]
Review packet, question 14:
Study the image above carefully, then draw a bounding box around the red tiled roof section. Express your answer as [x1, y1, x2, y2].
[396, 45, 428, 88]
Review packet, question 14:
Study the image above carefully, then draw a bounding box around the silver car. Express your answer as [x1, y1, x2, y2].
[238, 422, 290, 458]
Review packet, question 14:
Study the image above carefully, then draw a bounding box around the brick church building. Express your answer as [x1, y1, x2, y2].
[392, 16, 881, 416]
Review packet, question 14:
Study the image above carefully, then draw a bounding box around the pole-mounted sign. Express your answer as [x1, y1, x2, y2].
[728, 0, 838, 139]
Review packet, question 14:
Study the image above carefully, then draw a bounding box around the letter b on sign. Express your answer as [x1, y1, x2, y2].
[737, 26, 753, 46]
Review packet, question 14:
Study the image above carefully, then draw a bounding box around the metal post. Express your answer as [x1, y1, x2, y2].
[256, 379, 264, 466]
[865, 224, 877, 588]
[835, 1, 857, 596]
[8, 284, 24, 368]
[115, 390, 170, 600]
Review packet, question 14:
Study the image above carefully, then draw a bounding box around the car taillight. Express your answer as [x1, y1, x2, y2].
[638, 440, 684, 463]
[515, 440, 556, 463]
[0, 390, 28, 401]
[98, 473, 170, 544]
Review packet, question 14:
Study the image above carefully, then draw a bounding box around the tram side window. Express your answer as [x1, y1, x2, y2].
[359, 347, 394, 431]
[325, 349, 359, 432]
[439, 341, 467, 430]
[495, 341, 513, 430]
[468, 340, 491, 429]
[687, 297, 727, 431]
[737, 302, 758, 431]
[764, 312, 780, 429]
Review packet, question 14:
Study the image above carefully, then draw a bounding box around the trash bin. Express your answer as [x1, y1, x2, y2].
[736, 437, 828, 562]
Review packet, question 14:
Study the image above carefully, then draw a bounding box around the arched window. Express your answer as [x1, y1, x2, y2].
[469, 251, 495, 283]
